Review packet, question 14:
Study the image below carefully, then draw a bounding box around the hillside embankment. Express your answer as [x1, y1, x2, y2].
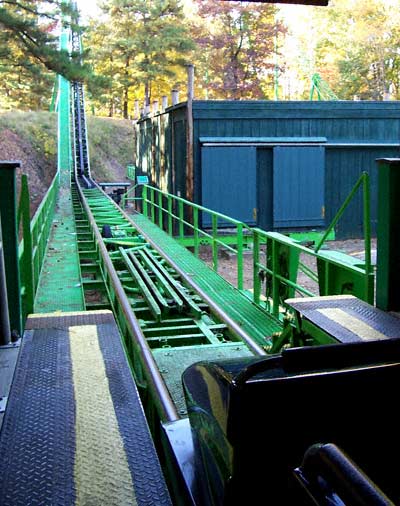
[0, 111, 135, 215]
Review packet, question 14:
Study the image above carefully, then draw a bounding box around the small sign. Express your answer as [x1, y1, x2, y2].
[137, 175, 149, 185]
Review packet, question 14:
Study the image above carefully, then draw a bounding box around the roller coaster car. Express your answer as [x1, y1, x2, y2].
[182, 339, 400, 505]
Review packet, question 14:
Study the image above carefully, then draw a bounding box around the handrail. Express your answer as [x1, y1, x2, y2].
[314, 171, 372, 301]
[78, 182, 180, 423]
[142, 185, 251, 290]
[315, 171, 370, 256]
[140, 180, 374, 319]
[253, 228, 374, 317]
[18, 171, 59, 323]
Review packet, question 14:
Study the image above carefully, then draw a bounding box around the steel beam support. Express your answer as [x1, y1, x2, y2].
[0, 161, 22, 337]
[376, 158, 400, 310]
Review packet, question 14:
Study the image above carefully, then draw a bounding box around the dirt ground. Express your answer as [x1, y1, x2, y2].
[199, 237, 377, 296]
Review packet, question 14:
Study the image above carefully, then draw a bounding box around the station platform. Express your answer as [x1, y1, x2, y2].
[0, 310, 171, 506]
[287, 294, 400, 343]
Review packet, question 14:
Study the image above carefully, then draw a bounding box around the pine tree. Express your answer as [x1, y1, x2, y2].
[0, 1, 91, 109]
[87, 0, 194, 117]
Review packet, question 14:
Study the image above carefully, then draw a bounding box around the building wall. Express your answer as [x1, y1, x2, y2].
[136, 100, 400, 238]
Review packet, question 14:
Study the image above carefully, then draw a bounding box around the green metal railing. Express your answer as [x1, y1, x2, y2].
[252, 229, 374, 318]
[18, 172, 59, 322]
[252, 172, 374, 316]
[142, 185, 251, 290]
[141, 177, 374, 317]
[314, 171, 372, 277]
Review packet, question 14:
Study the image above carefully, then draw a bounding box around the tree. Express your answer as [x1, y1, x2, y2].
[192, 0, 285, 99]
[84, 19, 126, 117]
[312, 0, 400, 100]
[0, 1, 92, 110]
[86, 0, 194, 117]
[0, 1, 89, 79]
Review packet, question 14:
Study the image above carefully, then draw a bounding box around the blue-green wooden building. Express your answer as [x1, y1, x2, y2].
[135, 100, 400, 238]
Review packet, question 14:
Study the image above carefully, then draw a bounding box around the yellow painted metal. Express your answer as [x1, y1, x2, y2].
[70, 324, 137, 506]
[317, 308, 387, 341]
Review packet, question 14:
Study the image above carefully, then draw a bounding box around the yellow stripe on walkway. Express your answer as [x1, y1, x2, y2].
[317, 308, 388, 341]
[69, 325, 137, 506]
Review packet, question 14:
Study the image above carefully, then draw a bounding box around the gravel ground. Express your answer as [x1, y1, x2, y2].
[199, 238, 377, 297]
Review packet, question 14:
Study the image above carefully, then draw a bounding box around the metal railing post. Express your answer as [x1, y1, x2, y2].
[212, 214, 218, 272]
[167, 195, 173, 236]
[0, 161, 22, 337]
[237, 223, 244, 290]
[0, 213, 11, 345]
[142, 185, 148, 216]
[193, 208, 199, 257]
[271, 239, 280, 318]
[178, 201, 184, 240]
[362, 172, 372, 303]
[314, 172, 365, 253]
[253, 230, 261, 305]
[150, 187, 155, 223]
[158, 191, 163, 229]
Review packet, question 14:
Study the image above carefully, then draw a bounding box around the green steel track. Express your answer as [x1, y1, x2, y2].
[65, 182, 281, 420]
[33, 16, 282, 425]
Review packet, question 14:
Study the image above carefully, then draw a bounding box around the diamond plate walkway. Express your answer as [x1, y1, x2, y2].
[287, 294, 400, 343]
[129, 214, 282, 346]
[0, 310, 171, 506]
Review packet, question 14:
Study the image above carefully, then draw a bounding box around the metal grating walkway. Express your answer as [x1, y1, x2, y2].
[129, 214, 282, 345]
[34, 186, 85, 313]
[0, 310, 171, 506]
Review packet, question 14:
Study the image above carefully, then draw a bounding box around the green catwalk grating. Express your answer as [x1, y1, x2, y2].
[130, 213, 282, 346]
[34, 186, 85, 313]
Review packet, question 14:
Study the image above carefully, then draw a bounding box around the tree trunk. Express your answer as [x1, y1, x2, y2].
[144, 81, 150, 106]
[123, 87, 129, 119]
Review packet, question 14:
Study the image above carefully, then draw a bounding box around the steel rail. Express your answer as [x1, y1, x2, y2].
[76, 181, 179, 423]
[129, 226, 267, 355]
[104, 194, 267, 356]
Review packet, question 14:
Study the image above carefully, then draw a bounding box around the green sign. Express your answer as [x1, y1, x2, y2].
[127, 164, 136, 181]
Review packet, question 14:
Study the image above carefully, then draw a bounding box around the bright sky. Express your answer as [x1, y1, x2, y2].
[78, 0, 101, 20]
[77, 0, 310, 25]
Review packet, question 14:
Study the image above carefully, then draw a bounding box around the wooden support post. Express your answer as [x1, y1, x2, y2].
[171, 90, 179, 106]
[186, 64, 195, 205]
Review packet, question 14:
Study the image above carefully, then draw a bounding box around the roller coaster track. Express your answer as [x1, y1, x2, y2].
[71, 176, 266, 422]
[66, 29, 268, 427]
[2, 7, 399, 505]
